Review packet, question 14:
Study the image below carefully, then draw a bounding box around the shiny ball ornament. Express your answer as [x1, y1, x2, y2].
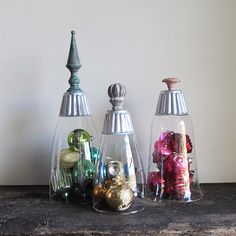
[77, 159, 95, 180]
[107, 161, 122, 178]
[93, 184, 107, 200]
[67, 129, 91, 152]
[60, 149, 80, 168]
[105, 184, 133, 211]
[107, 161, 124, 181]
[148, 171, 164, 192]
[90, 147, 99, 164]
[104, 179, 115, 188]
[186, 135, 193, 153]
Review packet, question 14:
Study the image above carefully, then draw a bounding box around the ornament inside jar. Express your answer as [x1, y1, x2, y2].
[147, 78, 202, 202]
[93, 83, 145, 214]
[49, 31, 98, 202]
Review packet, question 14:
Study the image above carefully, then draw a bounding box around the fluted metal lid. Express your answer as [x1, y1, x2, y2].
[155, 78, 188, 116]
[59, 31, 91, 117]
[102, 83, 134, 134]
[59, 91, 91, 117]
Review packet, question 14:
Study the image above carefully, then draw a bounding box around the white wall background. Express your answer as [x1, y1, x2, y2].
[0, 0, 235, 185]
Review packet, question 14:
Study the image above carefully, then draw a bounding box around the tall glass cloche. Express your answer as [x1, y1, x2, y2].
[93, 83, 145, 214]
[147, 78, 202, 202]
[49, 31, 98, 202]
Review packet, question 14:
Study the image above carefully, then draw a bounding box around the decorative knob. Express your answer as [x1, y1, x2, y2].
[108, 83, 126, 110]
[66, 31, 82, 93]
[162, 78, 180, 90]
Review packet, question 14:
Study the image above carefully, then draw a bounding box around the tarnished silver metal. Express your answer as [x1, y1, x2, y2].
[59, 91, 91, 117]
[102, 110, 134, 134]
[102, 83, 134, 134]
[155, 90, 188, 116]
[108, 83, 126, 110]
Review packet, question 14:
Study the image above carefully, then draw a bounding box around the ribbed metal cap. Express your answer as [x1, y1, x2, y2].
[155, 78, 188, 116]
[59, 91, 91, 117]
[102, 83, 134, 134]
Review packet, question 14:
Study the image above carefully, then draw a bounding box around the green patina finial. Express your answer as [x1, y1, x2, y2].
[66, 31, 82, 92]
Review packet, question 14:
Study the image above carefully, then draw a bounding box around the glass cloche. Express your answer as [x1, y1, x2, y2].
[147, 78, 203, 202]
[93, 83, 145, 214]
[49, 31, 98, 202]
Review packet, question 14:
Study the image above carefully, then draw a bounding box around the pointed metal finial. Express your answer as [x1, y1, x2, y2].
[108, 83, 126, 110]
[66, 31, 82, 93]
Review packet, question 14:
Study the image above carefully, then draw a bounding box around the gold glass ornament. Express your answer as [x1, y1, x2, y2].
[105, 184, 133, 211]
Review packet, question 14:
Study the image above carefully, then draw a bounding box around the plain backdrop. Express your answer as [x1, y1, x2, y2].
[0, 0, 235, 185]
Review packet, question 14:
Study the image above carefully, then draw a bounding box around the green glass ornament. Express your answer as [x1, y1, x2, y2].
[67, 129, 91, 160]
[78, 159, 95, 179]
[73, 160, 95, 183]
[90, 147, 99, 164]
[73, 159, 95, 200]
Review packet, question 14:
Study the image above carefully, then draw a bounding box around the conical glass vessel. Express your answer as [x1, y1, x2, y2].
[93, 83, 145, 214]
[147, 78, 202, 202]
[49, 31, 98, 202]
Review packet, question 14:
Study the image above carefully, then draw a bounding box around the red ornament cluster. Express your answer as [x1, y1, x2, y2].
[148, 131, 193, 200]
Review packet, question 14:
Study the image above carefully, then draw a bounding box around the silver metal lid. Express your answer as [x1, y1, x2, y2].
[59, 91, 91, 117]
[155, 78, 188, 116]
[102, 83, 134, 134]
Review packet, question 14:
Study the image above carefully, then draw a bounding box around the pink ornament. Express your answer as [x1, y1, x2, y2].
[148, 172, 164, 192]
[150, 131, 194, 198]
[173, 154, 188, 175]
[163, 156, 176, 179]
[186, 135, 193, 153]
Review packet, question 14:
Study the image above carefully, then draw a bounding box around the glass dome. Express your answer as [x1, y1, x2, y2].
[93, 83, 145, 214]
[49, 31, 98, 202]
[147, 78, 203, 203]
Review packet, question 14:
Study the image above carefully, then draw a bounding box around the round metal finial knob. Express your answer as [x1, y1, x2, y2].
[162, 78, 180, 90]
[108, 83, 126, 110]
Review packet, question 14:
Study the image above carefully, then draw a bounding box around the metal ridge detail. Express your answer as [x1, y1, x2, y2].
[102, 110, 134, 134]
[155, 90, 188, 116]
[59, 92, 91, 117]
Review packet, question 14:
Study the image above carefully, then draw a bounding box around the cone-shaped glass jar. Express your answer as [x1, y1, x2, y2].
[49, 31, 98, 202]
[147, 78, 202, 202]
[93, 83, 145, 214]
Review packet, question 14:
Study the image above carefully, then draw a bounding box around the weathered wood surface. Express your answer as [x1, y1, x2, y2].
[0, 184, 235, 235]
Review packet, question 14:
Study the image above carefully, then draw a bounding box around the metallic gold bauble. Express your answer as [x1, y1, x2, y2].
[105, 184, 133, 211]
[104, 178, 125, 188]
[60, 149, 79, 168]
[104, 179, 114, 188]
[93, 184, 107, 200]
